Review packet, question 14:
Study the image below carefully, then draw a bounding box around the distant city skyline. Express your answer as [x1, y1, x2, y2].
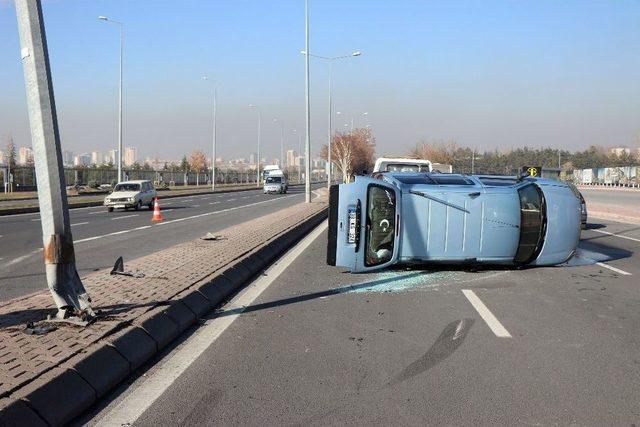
[2, 1, 640, 160]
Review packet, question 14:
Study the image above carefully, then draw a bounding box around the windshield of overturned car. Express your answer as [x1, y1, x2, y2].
[365, 185, 396, 266]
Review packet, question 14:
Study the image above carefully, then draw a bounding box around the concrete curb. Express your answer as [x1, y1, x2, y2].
[2, 204, 327, 425]
[0, 182, 318, 216]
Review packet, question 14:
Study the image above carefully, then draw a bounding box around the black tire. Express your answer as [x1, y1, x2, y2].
[148, 201, 154, 209]
[107, 207, 114, 212]
[134, 201, 141, 211]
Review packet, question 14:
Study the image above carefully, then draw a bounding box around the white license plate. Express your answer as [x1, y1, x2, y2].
[348, 209, 357, 244]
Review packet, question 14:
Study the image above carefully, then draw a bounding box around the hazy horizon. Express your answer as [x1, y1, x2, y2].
[2, 0, 639, 161]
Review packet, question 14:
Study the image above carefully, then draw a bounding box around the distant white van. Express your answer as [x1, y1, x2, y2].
[373, 158, 433, 173]
[262, 165, 281, 182]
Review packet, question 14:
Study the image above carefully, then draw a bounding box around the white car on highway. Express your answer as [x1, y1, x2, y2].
[104, 180, 156, 212]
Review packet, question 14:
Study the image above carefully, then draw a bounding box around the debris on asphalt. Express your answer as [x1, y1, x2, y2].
[23, 322, 57, 335]
[201, 233, 227, 241]
[110, 256, 146, 278]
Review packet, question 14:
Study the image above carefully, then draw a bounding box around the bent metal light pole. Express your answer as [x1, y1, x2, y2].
[248, 104, 262, 187]
[16, 0, 94, 321]
[202, 75, 217, 190]
[98, 15, 124, 183]
[301, 50, 361, 189]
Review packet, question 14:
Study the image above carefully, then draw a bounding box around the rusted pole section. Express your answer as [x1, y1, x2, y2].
[15, 0, 94, 321]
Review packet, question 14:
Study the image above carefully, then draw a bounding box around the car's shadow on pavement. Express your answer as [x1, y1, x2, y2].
[585, 223, 607, 230]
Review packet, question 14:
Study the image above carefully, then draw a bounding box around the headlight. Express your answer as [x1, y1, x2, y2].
[128, 197, 134, 202]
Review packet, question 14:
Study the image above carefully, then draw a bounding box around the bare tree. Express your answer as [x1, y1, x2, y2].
[189, 150, 207, 172]
[409, 139, 459, 164]
[321, 128, 376, 183]
[4, 136, 16, 169]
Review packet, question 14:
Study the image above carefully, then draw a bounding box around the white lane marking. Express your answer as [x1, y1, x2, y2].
[209, 202, 220, 205]
[73, 195, 299, 244]
[227, 198, 237, 201]
[30, 218, 40, 222]
[74, 226, 152, 244]
[88, 211, 105, 215]
[71, 222, 89, 227]
[3, 248, 42, 268]
[592, 229, 640, 243]
[96, 220, 328, 427]
[192, 204, 200, 207]
[595, 262, 632, 276]
[461, 289, 512, 338]
[111, 214, 139, 221]
[156, 195, 298, 227]
[181, 199, 194, 203]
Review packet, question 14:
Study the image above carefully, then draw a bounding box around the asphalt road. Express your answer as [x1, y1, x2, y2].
[0, 184, 323, 302]
[580, 187, 640, 206]
[85, 217, 640, 426]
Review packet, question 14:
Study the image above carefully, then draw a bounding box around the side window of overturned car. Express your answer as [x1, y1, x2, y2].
[365, 185, 396, 266]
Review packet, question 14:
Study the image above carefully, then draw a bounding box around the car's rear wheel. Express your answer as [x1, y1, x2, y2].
[134, 201, 141, 211]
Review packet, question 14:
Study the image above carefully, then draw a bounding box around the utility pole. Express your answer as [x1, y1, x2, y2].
[304, 0, 311, 203]
[202, 75, 217, 190]
[558, 151, 561, 170]
[98, 16, 124, 183]
[212, 86, 217, 190]
[249, 104, 261, 187]
[293, 129, 302, 183]
[471, 149, 475, 174]
[15, 0, 94, 321]
[327, 62, 332, 188]
[273, 118, 284, 169]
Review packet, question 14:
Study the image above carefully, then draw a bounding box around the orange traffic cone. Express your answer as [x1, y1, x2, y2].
[151, 197, 164, 222]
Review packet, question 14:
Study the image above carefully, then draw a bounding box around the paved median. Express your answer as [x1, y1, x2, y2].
[0, 194, 327, 426]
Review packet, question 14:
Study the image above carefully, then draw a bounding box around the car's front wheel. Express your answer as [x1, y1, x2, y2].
[107, 207, 114, 212]
[134, 200, 141, 211]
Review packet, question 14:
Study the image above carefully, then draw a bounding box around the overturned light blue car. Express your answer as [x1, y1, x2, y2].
[327, 173, 581, 273]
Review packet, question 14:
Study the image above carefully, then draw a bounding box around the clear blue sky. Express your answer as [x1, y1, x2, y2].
[1, 0, 639, 161]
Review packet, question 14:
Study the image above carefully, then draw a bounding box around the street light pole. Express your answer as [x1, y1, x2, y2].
[293, 129, 302, 182]
[249, 104, 261, 187]
[471, 149, 475, 174]
[327, 62, 332, 187]
[273, 118, 284, 169]
[202, 75, 217, 190]
[17, 0, 94, 320]
[98, 15, 123, 183]
[301, 51, 361, 189]
[304, 0, 311, 202]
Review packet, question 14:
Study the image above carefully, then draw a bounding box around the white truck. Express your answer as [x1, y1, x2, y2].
[262, 168, 288, 194]
[373, 158, 433, 173]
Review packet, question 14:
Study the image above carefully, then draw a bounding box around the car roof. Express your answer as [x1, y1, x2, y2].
[115, 180, 150, 185]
